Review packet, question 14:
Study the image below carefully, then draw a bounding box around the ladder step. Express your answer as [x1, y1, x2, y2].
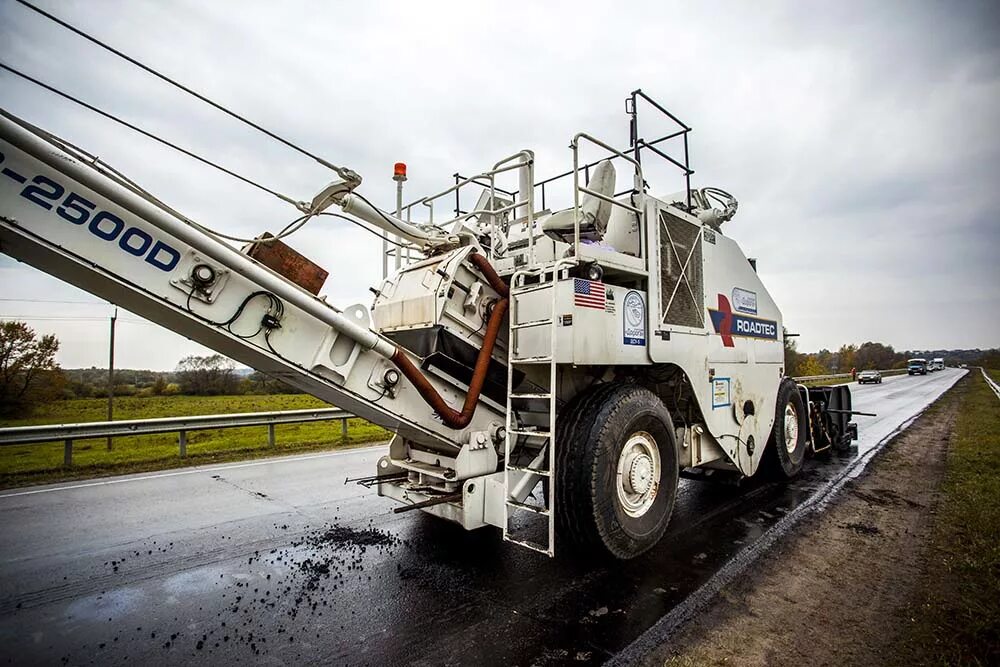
[509, 430, 552, 438]
[512, 356, 552, 364]
[506, 499, 550, 516]
[511, 319, 552, 330]
[504, 537, 552, 556]
[510, 393, 552, 399]
[507, 465, 551, 477]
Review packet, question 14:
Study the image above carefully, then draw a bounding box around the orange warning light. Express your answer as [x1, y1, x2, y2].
[393, 162, 407, 179]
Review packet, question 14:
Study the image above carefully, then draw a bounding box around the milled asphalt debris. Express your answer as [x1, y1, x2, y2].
[56, 519, 411, 661]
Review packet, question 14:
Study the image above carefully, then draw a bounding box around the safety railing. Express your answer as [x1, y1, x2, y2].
[569, 133, 644, 264]
[793, 368, 910, 383]
[389, 151, 534, 266]
[982, 367, 1000, 400]
[0, 407, 358, 467]
[627, 89, 694, 209]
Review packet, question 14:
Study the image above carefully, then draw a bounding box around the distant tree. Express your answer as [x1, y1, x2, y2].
[175, 354, 239, 395]
[815, 349, 835, 374]
[836, 344, 858, 373]
[783, 328, 801, 377]
[0, 321, 64, 417]
[797, 356, 828, 378]
[854, 341, 901, 370]
[244, 371, 304, 395]
[151, 376, 168, 396]
[977, 349, 1000, 369]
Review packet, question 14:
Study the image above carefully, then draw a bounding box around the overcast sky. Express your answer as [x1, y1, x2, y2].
[1, 0, 998, 371]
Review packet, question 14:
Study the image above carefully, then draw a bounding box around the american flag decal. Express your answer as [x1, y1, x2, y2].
[574, 278, 606, 310]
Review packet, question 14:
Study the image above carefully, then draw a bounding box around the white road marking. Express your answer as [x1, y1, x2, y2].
[0, 444, 386, 499]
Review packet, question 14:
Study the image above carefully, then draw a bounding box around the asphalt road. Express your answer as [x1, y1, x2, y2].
[0, 369, 965, 666]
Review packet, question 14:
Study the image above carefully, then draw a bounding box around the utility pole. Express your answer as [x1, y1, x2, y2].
[106, 307, 117, 451]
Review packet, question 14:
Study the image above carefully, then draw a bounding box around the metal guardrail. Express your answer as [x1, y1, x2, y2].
[982, 368, 1000, 400]
[793, 368, 908, 383]
[0, 407, 356, 467]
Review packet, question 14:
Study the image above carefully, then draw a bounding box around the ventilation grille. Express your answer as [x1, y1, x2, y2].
[659, 211, 704, 328]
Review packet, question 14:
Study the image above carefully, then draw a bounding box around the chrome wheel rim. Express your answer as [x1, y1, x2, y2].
[784, 402, 800, 454]
[616, 432, 661, 518]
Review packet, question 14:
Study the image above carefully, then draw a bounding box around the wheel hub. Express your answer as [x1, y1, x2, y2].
[628, 455, 654, 495]
[784, 402, 800, 454]
[616, 432, 661, 518]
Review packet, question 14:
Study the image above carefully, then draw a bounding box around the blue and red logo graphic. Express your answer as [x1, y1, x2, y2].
[708, 294, 778, 347]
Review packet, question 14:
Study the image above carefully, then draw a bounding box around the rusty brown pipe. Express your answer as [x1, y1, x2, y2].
[390, 251, 509, 429]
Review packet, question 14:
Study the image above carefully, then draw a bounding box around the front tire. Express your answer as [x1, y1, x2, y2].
[555, 383, 679, 560]
[761, 378, 807, 479]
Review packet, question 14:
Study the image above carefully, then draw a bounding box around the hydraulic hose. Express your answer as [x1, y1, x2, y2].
[390, 251, 510, 429]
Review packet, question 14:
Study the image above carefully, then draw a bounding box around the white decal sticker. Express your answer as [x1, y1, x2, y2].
[622, 291, 646, 346]
[712, 378, 731, 409]
[732, 287, 758, 314]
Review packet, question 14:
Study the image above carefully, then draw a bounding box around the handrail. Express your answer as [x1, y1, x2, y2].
[628, 89, 693, 209]
[492, 150, 534, 264]
[571, 132, 644, 263]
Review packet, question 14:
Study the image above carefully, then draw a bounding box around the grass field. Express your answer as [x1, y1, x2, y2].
[896, 368, 1000, 664]
[0, 394, 391, 488]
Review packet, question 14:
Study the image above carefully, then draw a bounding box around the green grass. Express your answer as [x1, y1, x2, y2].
[895, 370, 1000, 664]
[987, 368, 999, 385]
[0, 394, 391, 488]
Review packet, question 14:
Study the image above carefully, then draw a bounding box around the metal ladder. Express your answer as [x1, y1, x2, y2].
[502, 263, 567, 556]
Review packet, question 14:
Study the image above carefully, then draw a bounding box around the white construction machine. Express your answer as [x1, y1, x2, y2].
[0, 90, 858, 559]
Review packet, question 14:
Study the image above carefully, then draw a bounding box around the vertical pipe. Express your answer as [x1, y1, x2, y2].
[106, 307, 116, 451]
[64, 439, 72, 467]
[683, 132, 691, 209]
[179, 430, 187, 458]
[572, 142, 581, 262]
[517, 156, 531, 221]
[395, 178, 404, 270]
[381, 234, 388, 280]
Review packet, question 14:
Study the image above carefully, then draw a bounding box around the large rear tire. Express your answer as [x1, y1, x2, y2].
[761, 378, 807, 479]
[555, 383, 678, 560]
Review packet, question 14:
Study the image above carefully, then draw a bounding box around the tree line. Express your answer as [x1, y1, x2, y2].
[782, 332, 996, 378]
[0, 321, 302, 418]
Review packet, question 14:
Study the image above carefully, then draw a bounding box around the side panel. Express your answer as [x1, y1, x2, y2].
[646, 201, 783, 475]
[508, 280, 649, 366]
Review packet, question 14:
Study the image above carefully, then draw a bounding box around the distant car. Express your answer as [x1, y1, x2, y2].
[908, 358, 928, 375]
[858, 370, 882, 384]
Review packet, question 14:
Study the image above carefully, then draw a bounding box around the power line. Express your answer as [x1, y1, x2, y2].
[0, 62, 304, 209]
[1, 315, 153, 324]
[0, 66, 412, 249]
[13, 0, 354, 179]
[0, 298, 108, 305]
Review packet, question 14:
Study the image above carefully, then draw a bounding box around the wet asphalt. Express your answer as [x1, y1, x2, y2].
[0, 369, 964, 666]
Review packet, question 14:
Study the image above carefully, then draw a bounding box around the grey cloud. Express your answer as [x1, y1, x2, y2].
[1, 0, 997, 369]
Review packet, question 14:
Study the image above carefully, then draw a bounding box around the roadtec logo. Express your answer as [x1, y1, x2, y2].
[708, 294, 777, 347]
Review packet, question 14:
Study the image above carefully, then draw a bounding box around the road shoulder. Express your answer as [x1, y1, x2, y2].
[644, 375, 966, 666]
